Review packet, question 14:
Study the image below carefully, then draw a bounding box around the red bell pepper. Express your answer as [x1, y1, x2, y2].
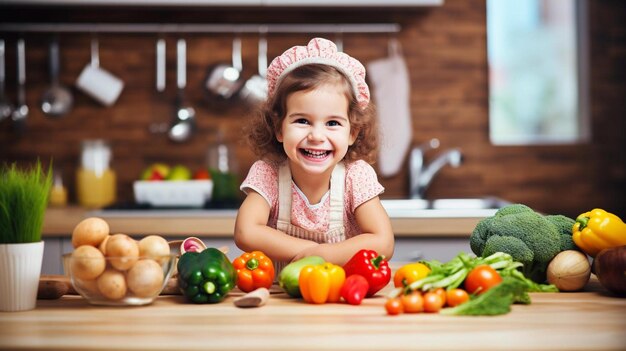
[343, 249, 391, 297]
[340, 274, 369, 305]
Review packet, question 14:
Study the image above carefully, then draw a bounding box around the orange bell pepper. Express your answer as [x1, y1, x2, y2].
[299, 262, 346, 304]
[232, 251, 275, 293]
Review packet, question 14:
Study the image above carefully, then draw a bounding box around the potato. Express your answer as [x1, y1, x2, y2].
[127, 259, 164, 297]
[75, 277, 99, 296]
[71, 245, 106, 280]
[106, 234, 139, 271]
[72, 217, 109, 248]
[138, 235, 170, 264]
[97, 269, 127, 300]
[98, 235, 110, 255]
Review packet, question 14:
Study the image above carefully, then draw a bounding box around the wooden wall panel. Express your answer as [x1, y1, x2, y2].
[0, 0, 624, 218]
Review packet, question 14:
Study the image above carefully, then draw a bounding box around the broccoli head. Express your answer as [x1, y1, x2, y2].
[545, 214, 578, 251]
[494, 204, 534, 217]
[470, 205, 561, 283]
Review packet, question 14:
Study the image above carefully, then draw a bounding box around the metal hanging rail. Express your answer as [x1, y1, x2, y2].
[0, 23, 401, 34]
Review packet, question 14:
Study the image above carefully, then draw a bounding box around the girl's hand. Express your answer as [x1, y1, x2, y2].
[291, 243, 326, 262]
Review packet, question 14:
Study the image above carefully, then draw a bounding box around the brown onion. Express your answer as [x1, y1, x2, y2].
[547, 250, 591, 291]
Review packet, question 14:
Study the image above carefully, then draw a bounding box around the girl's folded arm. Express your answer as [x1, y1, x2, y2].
[292, 196, 394, 265]
[234, 191, 318, 262]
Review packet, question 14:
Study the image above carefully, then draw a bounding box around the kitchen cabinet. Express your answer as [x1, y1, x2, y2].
[263, 0, 443, 6]
[0, 0, 442, 6]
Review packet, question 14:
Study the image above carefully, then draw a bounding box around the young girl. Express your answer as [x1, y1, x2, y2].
[234, 38, 394, 270]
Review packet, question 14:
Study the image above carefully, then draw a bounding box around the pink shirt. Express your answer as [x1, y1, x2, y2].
[240, 160, 385, 238]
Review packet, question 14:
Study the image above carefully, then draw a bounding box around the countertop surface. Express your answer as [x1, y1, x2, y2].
[42, 206, 484, 237]
[1, 280, 625, 351]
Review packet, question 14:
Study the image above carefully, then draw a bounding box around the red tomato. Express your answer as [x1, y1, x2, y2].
[193, 169, 212, 180]
[464, 265, 502, 295]
[400, 291, 424, 313]
[423, 291, 444, 313]
[432, 288, 447, 306]
[385, 298, 404, 315]
[446, 288, 470, 307]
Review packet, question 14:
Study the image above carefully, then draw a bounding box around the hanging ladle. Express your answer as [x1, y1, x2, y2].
[239, 33, 268, 106]
[41, 37, 73, 117]
[0, 40, 13, 123]
[168, 38, 195, 142]
[11, 38, 28, 134]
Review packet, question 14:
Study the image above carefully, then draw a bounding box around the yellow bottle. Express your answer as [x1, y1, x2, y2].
[76, 140, 117, 208]
[49, 172, 68, 207]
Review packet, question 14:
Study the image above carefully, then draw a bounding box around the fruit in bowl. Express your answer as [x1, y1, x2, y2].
[166, 164, 192, 181]
[66, 218, 175, 306]
[141, 163, 170, 181]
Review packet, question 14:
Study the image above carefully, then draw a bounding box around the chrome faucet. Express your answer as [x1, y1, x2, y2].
[409, 138, 463, 199]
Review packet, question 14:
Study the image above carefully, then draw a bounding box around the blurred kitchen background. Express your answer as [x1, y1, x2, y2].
[0, 0, 624, 218]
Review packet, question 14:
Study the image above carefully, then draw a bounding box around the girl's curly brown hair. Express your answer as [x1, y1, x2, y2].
[245, 64, 378, 164]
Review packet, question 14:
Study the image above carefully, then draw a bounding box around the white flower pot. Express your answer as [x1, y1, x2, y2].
[0, 241, 44, 312]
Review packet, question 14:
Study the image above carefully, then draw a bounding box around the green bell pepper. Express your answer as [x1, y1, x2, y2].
[177, 247, 237, 304]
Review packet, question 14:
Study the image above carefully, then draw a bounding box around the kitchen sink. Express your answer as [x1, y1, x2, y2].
[380, 197, 510, 218]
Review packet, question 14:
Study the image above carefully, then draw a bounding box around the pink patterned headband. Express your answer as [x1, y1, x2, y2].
[266, 37, 370, 108]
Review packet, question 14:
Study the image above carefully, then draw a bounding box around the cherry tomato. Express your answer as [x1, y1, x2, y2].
[464, 265, 502, 295]
[385, 298, 404, 315]
[400, 291, 424, 313]
[423, 291, 444, 313]
[446, 288, 470, 307]
[432, 288, 447, 306]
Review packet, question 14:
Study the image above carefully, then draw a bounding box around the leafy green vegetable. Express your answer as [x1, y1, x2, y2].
[388, 251, 557, 299]
[0, 161, 52, 244]
[440, 277, 528, 316]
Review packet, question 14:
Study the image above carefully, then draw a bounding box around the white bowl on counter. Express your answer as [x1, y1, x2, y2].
[133, 180, 213, 207]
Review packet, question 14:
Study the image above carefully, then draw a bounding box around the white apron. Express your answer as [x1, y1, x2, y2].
[274, 162, 346, 273]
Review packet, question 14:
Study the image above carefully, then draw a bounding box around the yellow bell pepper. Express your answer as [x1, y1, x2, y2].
[393, 262, 431, 288]
[299, 262, 346, 304]
[572, 209, 626, 257]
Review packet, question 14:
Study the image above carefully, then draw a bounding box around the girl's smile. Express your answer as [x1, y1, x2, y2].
[277, 83, 357, 177]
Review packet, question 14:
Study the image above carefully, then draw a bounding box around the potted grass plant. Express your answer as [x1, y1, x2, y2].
[0, 161, 52, 311]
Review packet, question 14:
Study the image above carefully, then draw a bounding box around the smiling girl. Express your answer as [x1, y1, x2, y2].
[234, 38, 394, 271]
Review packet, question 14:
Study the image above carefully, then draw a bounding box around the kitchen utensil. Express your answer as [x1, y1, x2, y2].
[0, 40, 12, 123]
[11, 38, 28, 134]
[149, 38, 168, 134]
[40, 38, 73, 117]
[76, 38, 124, 106]
[204, 36, 244, 103]
[239, 34, 268, 106]
[168, 38, 195, 142]
[367, 39, 412, 177]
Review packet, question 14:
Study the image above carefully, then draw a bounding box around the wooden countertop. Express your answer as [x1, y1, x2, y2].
[42, 206, 482, 238]
[1, 280, 624, 351]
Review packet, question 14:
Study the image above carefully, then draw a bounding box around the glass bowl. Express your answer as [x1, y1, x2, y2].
[63, 252, 176, 306]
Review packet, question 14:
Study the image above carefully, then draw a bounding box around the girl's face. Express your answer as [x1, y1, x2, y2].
[277, 83, 356, 176]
